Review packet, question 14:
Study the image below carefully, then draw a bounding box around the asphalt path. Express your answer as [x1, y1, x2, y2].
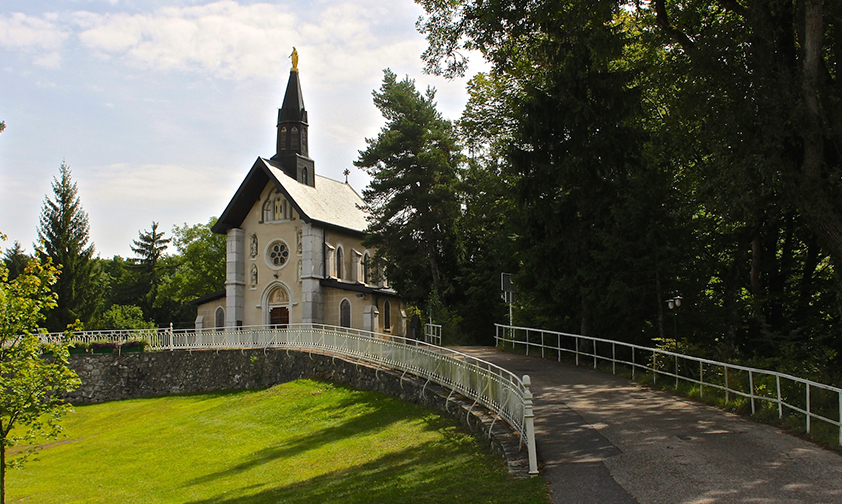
[453, 346, 842, 504]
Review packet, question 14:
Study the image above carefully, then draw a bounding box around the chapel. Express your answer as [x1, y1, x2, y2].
[192, 52, 404, 336]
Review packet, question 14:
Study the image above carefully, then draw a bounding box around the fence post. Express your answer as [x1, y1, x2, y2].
[700, 361, 704, 399]
[523, 375, 538, 475]
[749, 370, 756, 415]
[632, 348, 635, 380]
[168, 323, 174, 351]
[807, 383, 812, 434]
[725, 366, 729, 403]
[777, 375, 783, 419]
[525, 329, 529, 356]
[612, 343, 616, 375]
[675, 355, 679, 389]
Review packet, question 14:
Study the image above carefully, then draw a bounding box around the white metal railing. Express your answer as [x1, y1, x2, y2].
[42, 324, 538, 474]
[424, 323, 442, 346]
[497, 323, 842, 446]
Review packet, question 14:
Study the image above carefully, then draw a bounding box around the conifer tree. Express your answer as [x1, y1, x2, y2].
[130, 222, 170, 316]
[36, 161, 102, 331]
[355, 69, 463, 305]
[2, 242, 30, 281]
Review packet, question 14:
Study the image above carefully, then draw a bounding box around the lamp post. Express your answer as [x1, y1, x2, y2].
[666, 295, 682, 338]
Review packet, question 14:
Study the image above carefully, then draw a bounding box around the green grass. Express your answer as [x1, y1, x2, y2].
[7, 380, 548, 504]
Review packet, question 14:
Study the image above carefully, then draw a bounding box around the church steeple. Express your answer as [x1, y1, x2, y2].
[271, 48, 315, 187]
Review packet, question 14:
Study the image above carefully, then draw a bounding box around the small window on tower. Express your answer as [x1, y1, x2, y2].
[280, 126, 287, 150]
[301, 128, 307, 155]
[291, 127, 299, 150]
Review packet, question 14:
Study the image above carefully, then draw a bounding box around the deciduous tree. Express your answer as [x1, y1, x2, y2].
[0, 233, 80, 504]
[157, 218, 225, 306]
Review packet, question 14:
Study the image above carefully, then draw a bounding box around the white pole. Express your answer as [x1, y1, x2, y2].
[523, 375, 538, 475]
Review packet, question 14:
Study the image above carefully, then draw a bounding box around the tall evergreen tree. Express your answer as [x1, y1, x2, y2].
[36, 161, 103, 332]
[130, 222, 170, 316]
[355, 69, 464, 306]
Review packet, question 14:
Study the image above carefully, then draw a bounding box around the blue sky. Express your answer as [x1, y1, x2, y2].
[0, 0, 483, 258]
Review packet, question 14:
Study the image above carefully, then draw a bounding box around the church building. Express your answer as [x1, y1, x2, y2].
[192, 53, 404, 336]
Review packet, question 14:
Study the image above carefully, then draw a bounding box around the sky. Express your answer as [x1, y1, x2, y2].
[0, 0, 485, 258]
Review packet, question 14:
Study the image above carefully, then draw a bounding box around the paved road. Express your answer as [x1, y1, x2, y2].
[453, 347, 842, 504]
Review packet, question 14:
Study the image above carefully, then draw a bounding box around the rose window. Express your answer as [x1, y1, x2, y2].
[266, 240, 290, 268]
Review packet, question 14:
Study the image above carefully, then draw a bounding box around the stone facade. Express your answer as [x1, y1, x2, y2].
[65, 350, 530, 475]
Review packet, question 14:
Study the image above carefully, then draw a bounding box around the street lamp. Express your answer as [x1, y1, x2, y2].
[666, 295, 683, 337]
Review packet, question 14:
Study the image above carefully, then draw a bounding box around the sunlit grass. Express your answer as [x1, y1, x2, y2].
[7, 380, 548, 504]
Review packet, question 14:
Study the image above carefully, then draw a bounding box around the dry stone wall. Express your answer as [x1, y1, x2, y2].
[66, 349, 531, 475]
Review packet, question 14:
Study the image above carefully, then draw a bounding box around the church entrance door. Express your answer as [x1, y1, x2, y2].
[270, 307, 289, 327]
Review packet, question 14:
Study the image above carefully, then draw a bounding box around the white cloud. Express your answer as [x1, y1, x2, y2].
[0, 12, 69, 67]
[0, 13, 67, 51]
[74, 0, 422, 81]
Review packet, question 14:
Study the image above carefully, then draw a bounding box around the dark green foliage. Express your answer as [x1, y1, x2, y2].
[157, 218, 226, 305]
[94, 304, 154, 330]
[130, 221, 171, 317]
[415, 0, 842, 379]
[2, 242, 30, 281]
[355, 70, 463, 306]
[36, 161, 103, 331]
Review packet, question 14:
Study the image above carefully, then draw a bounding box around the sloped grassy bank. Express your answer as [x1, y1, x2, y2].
[8, 380, 549, 504]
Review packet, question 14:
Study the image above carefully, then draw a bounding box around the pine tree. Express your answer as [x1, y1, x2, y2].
[130, 221, 171, 316]
[36, 161, 103, 332]
[355, 69, 463, 305]
[2, 242, 30, 281]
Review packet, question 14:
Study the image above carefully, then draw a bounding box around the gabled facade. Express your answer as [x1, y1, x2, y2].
[193, 64, 404, 336]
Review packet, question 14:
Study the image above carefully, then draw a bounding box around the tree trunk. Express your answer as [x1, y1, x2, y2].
[1, 434, 6, 504]
[794, 0, 842, 281]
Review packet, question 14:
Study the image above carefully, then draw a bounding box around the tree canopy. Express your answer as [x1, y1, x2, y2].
[408, 0, 842, 373]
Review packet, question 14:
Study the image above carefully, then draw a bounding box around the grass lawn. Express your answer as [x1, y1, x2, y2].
[7, 379, 549, 504]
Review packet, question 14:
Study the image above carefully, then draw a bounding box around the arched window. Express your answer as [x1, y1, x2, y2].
[362, 252, 370, 284]
[340, 299, 351, 328]
[384, 301, 391, 331]
[301, 128, 307, 155]
[335, 246, 344, 280]
[302, 166, 308, 185]
[291, 127, 299, 150]
[280, 126, 287, 150]
[215, 307, 225, 329]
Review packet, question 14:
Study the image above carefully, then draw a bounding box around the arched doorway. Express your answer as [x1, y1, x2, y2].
[265, 284, 290, 328]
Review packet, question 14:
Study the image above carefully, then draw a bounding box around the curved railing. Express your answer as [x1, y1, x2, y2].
[43, 324, 538, 474]
[497, 323, 842, 446]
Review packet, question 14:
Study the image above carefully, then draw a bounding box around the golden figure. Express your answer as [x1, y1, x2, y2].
[290, 47, 299, 72]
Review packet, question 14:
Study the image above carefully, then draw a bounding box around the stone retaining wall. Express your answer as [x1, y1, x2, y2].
[67, 349, 531, 475]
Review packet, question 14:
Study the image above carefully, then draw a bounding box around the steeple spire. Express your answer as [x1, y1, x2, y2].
[271, 48, 314, 186]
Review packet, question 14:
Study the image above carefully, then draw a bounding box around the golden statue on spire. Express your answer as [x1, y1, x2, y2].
[290, 47, 299, 72]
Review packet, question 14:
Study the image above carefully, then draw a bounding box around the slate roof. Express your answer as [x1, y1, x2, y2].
[212, 157, 369, 235]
